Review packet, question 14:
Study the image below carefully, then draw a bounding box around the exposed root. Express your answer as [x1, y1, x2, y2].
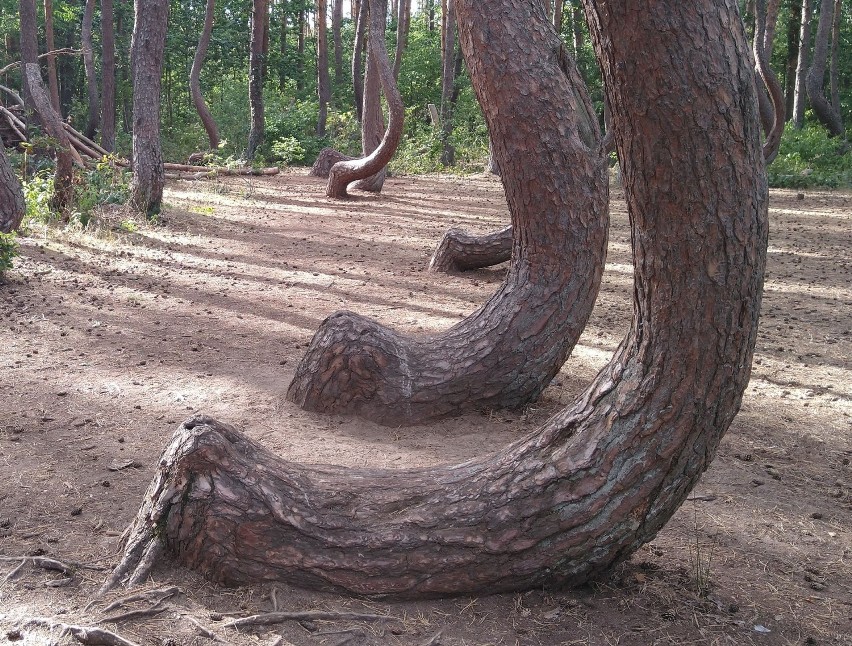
[223, 610, 397, 629]
[23, 618, 140, 646]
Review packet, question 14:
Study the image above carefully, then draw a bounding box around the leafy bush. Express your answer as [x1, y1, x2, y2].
[0, 232, 20, 278]
[768, 125, 852, 189]
[270, 136, 307, 165]
[73, 158, 131, 227]
[22, 172, 56, 224]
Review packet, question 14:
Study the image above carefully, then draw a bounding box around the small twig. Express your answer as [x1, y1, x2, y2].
[100, 586, 180, 614]
[420, 630, 443, 646]
[0, 555, 74, 575]
[24, 618, 140, 646]
[223, 610, 396, 629]
[101, 603, 169, 623]
[0, 48, 83, 76]
[270, 586, 280, 611]
[182, 615, 225, 642]
[1, 558, 26, 584]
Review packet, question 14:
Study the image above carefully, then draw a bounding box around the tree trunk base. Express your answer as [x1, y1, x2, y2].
[310, 148, 357, 178]
[429, 225, 512, 273]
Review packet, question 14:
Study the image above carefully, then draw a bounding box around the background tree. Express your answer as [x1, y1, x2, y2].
[190, 0, 220, 149]
[247, 0, 269, 160]
[793, 0, 812, 128]
[0, 144, 25, 233]
[101, 0, 116, 151]
[82, 0, 100, 139]
[43, 0, 61, 112]
[807, 0, 845, 137]
[316, 0, 331, 136]
[439, 0, 456, 166]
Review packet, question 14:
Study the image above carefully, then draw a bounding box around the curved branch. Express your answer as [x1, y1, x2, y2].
[429, 224, 512, 273]
[190, 0, 220, 149]
[753, 0, 785, 163]
[326, 0, 404, 198]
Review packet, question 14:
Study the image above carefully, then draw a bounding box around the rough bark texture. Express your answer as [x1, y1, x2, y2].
[101, 0, 116, 151]
[332, 0, 344, 86]
[295, 1, 607, 424]
[806, 0, 846, 137]
[19, 0, 39, 115]
[43, 0, 61, 113]
[439, 0, 456, 166]
[190, 0, 220, 149]
[310, 147, 357, 177]
[82, 0, 100, 140]
[0, 144, 25, 233]
[326, 0, 402, 198]
[753, 0, 785, 162]
[429, 225, 512, 273]
[829, 0, 841, 114]
[129, 0, 168, 216]
[352, 0, 366, 122]
[316, 0, 331, 137]
[105, 0, 766, 598]
[353, 41, 388, 192]
[793, 0, 812, 128]
[247, 0, 269, 160]
[554, 0, 564, 32]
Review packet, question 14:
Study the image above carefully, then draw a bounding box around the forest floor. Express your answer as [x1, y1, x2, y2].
[0, 171, 850, 646]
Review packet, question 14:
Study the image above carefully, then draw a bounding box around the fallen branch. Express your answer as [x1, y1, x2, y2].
[1, 558, 26, 583]
[182, 615, 225, 642]
[0, 555, 74, 575]
[223, 611, 396, 629]
[24, 618, 139, 646]
[101, 603, 169, 624]
[163, 162, 279, 176]
[0, 84, 24, 108]
[62, 122, 115, 160]
[0, 48, 82, 76]
[100, 586, 180, 614]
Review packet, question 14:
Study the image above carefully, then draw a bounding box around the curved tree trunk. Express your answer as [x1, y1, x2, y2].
[190, 0, 220, 149]
[753, 0, 785, 163]
[129, 0, 168, 216]
[43, 0, 61, 113]
[793, 0, 812, 128]
[429, 224, 511, 273]
[82, 0, 100, 140]
[316, 0, 331, 137]
[352, 38, 388, 192]
[310, 147, 356, 177]
[806, 0, 845, 137]
[785, 0, 803, 120]
[296, 2, 607, 424]
[247, 0, 269, 160]
[101, 0, 116, 151]
[326, 0, 402, 198]
[352, 0, 366, 122]
[0, 144, 25, 233]
[104, 0, 766, 598]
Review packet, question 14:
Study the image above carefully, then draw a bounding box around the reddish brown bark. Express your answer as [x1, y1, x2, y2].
[753, 0, 785, 163]
[332, 0, 344, 85]
[104, 0, 766, 598]
[829, 0, 841, 115]
[439, 0, 456, 166]
[353, 38, 387, 192]
[0, 144, 25, 233]
[129, 0, 169, 216]
[326, 0, 402, 198]
[293, 3, 606, 424]
[316, 0, 331, 137]
[352, 0, 366, 122]
[100, 0, 116, 151]
[429, 224, 511, 273]
[190, 0, 220, 149]
[247, 0, 269, 160]
[310, 147, 356, 177]
[392, 0, 410, 80]
[82, 0, 100, 139]
[807, 0, 846, 137]
[43, 0, 61, 113]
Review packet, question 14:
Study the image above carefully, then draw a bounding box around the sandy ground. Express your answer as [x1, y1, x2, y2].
[0, 171, 850, 646]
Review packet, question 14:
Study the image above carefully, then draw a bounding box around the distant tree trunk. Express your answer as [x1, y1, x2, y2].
[129, 0, 169, 216]
[352, 0, 366, 121]
[754, 0, 785, 162]
[190, 0, 220, 148]
[785, 0, 802, 119]
[572, 3, 584, 56]
[278, 1, 287, 91]
[20, 0, 74, 217]
[0, 145, 25, 233]
[105, 0, 767, 599]
[828, 0, 842, 116]
[392, 0, 410, 80]
[297, 10, 306, 92]
[428, 0, 435, 31]
[554, 0, 564, 32]
[100, 0, 116, 151]
[316, 0, 331, 136]
[439, 0, 456, 166]
[82, 0, 100, 139]
[793, 0, 812, 128]
[262, 1, 270, 79]
[807, 0, 845, 137]
[295, 2, 606, 423]
[353, 41, 388, 192]
[43, 0, 61, 113]
[247, 0, 269, 160]
[332, 0, 344, 85]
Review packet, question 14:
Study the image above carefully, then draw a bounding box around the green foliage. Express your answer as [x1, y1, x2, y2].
[270, 136, 307, 166]
[72, 158, 131, 227]
[768, 125, 852, 188]
[0, 232, 19, 277]
[23, 172, 56, 224]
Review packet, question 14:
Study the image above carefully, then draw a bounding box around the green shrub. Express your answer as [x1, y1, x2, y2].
[0, 232, 20, 277]
[768, 125, 852, 189]
[270, 136, 307, 165]
[22, 172, 56, 224]
[72, 157, 131, 227]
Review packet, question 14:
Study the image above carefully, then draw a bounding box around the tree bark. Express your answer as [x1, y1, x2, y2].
[332, 0, 344, 86]
[105, 0, 767, 598]
[828, 0, 841, 115]
[753, 0, 785, 163]
[19, 0, 39, 115]
[392, 0, 410, 80]
[785, 0, 803, 120]
[190, 0, 220, 149]
[129, 0, 169, 216]
[310, 147, 357, 177]
[296, 2, 606, 423]
[553, 0, 564, 32]
[326, 0, 402, 198]
[793, 0, 812, 128]
[572, 2, 584, 57]
[247, 0, 269, 160]
[316, 0, 331, 137]
[82, 0, 100, 139]
[352, 0, 366, 122]
[100, 0, 116, 152]
[439, 0, 456, 166]
[43, 0, 61, 113]
[0, 144, 25, 233]
[806, 0, 845, 137]
[297, 10, 306, 92]
[429, 224, 512, 273]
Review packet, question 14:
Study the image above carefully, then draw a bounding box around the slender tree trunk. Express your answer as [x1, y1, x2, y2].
[352, 0, 366, 121]
[828, 0, 842, 115]
[439, 0, 456, 166]
[296, 0, 606, 422]
[0, 144, 25, 233]
[262, 1, 270, 79]
[190, 0, 220, 148]
[316, 0, 331, 136]
[105, 0, 767, 599]
[297, 10, 306, 92]
[392, 0, 410, 80]
[20, 0, 74, 217]
[279, 1, 287, 91]
[785, 0, 803, 120]
[100, 0, 116, 151]
[793, 0, 812, 128]
[354, 41, 387, 192]
[554, 0, 564, 32]
[807, 0, 845, 136]
[130, 0, 169, 216]
[247, 0, 269, 160]
[754, 0, 785, 162]
[82, 0, 100, 139]
[43, 0, 61, 113]
[572, 2, 584, 56]
[332, 0, 344, 86]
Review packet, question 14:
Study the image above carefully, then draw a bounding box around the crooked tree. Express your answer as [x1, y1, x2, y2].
[190, 0, 220, 149]
[105, 0, 767, 598]
[807, 0, 846, 137]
